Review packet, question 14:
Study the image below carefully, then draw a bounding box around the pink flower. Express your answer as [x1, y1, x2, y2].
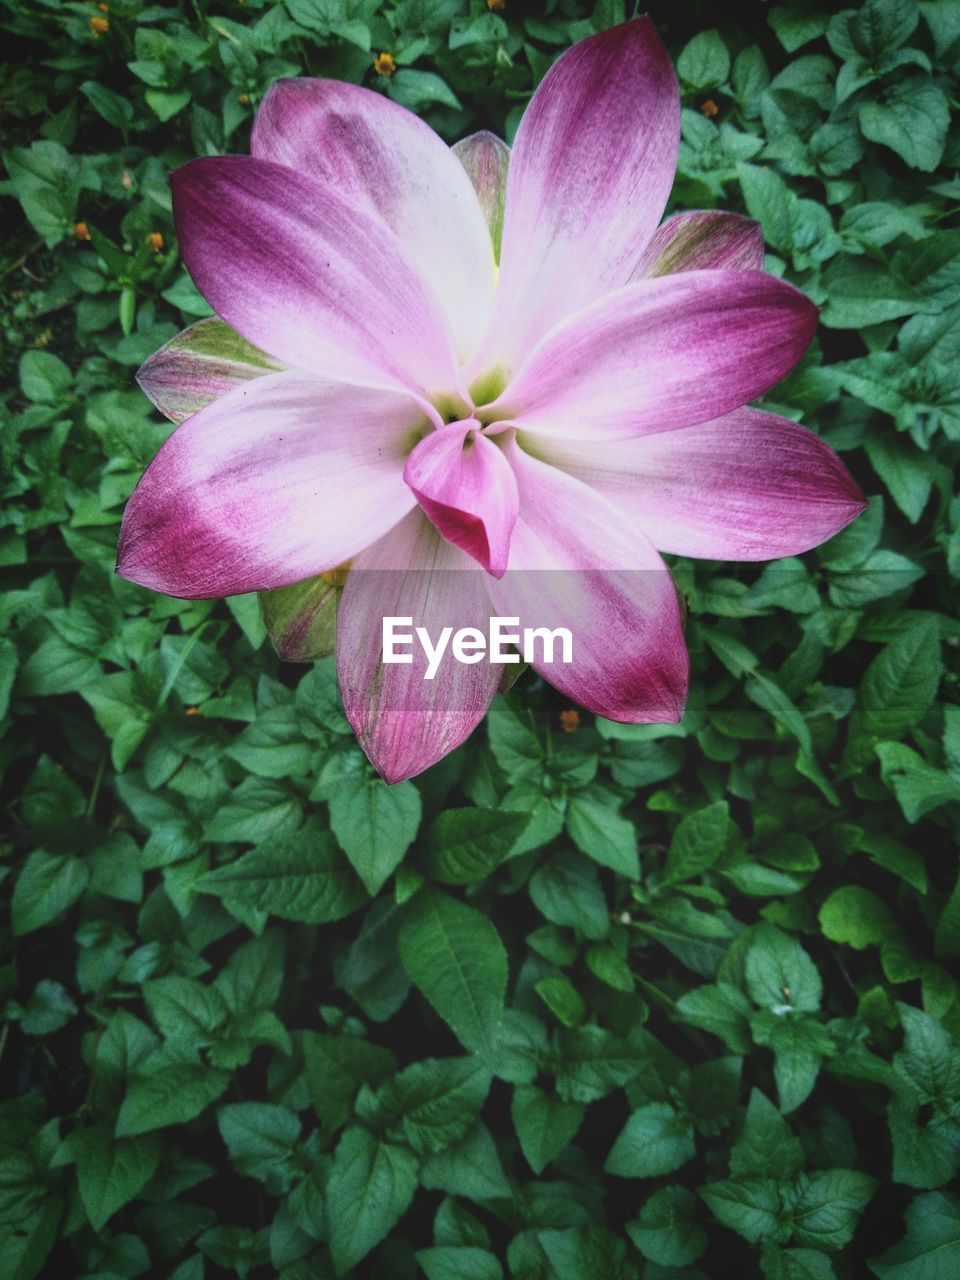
[119, 19, 865, 783]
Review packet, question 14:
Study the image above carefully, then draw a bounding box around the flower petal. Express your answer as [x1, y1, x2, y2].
[488, 445, 688, 722]
[260, 573, 341, 662]
[452, 131, 510, 264]
[136, 318, 285, 424]
[404, 424, 519, 577]
[492, 270, 817, 441]
[251, 79, 496, 361]
[468, 18, 679, 377]
[117, 372, 422, 599]
[531, 407, 867, 560]
[172, 155, 459, 399]
[631, 211, 765, 278]
[337, 511, 501, 783]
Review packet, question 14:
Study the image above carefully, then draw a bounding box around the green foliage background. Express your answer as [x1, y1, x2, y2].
[2, 0, 960, 1276]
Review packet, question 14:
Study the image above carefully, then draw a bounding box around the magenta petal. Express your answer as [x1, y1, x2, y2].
[469, 18, 679, 376]
[117, 373, 423, 598]
[337, 512, 501, 783]
[492, 270, 818, 441]
[404, 424, 519, 577]
[632, 211, 765, 278]
[488, 445, 688, 723]
[531, 407, 867, 560]
[172, 156, 458, 399]
[136, 318, 285, 423]
[251, 79, 495, 360]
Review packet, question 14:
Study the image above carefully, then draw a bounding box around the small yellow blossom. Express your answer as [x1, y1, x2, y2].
[74, 221, 91, 241]
[373, 51, 396, 77]
[487, 0, 506, 10]
[238, 93, 251, 106]
[90, 15, 109, 35]
[185, 706, 202, 716]
[700, 98, 719, 117]
[146, 232, 164, 253]
[559, 708, 581, 733]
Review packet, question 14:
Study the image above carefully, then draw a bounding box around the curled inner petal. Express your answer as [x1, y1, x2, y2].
[403, 421, 519, 578]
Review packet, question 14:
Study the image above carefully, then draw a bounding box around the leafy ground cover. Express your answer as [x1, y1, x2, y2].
[2, 0, 960, 1277]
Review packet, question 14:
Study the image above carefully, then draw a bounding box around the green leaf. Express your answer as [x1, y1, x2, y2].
[751, 1014, 834, 1113]
[198, 826, 367, 924]
[604, 1102, 696, 1178]
[626, 1185, 707, 1267]
[745, 925, 822, 1012]
[420, 1120, 511, 1202]
[846, 617, 941, 766]
[326, 1126, 418, 1274]
[661, 801, 731, 884]
[859, 78, 949, 172]
[511, 1085, 585, 1174]
[700, 1178, 786, 1244]
[145, 87, 191, 121]
[80, 80, 134, 130]
[888, 1096, 958, 1189]
[399, 887, 507, 1055]
[417, 1247, 503, 1280]
[202, 778, 302, 844]
[676, 982, 754, 1053]
[217, 1103, 300, 1182]
[143, 975, 228, 1046]
[12, 851, 88, 936]
[730, 1088, 805, 1179]
[893, 1004, 960, 1104]
[677, 30, 730, 88]
[3, 140, 80, 244]
[425, 808, 527, 884]
[19, 980, 77, 1036]
[819, 886, 896, 949]
[303, 1032, 396, 1133]
[62, 1124, 159, 1231]
[869, 1192, 960, 1279]
[528, 850, 610, 940]
[784, 1169, 877, 1248]
[329, 775, 421, 895]
[875, 743, 960, 823]
[381, 1057, 490, 1155]
[534, 976, 586, 1028]
[566, 790, 639, 877]
[115, 1046, 231, 1136]
[388, 69, 460, 111]
[19, 351, 71, 403]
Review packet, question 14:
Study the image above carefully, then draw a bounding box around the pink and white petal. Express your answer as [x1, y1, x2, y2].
[488, 445, 688, 723]
[531, 407, 867, 560]
[404, 423, 518, 577]
[491, 270, 817, 441]
[137, 317, 285, 424]
[337, 511, 501, 783]
[452, 131, 510, 264]
[467, 18, 679, 378]
[251, 80, 495, 361]
[117, 372, 423, 599]
[172, 156, 459, 399]
[631, 211, 765, 279]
